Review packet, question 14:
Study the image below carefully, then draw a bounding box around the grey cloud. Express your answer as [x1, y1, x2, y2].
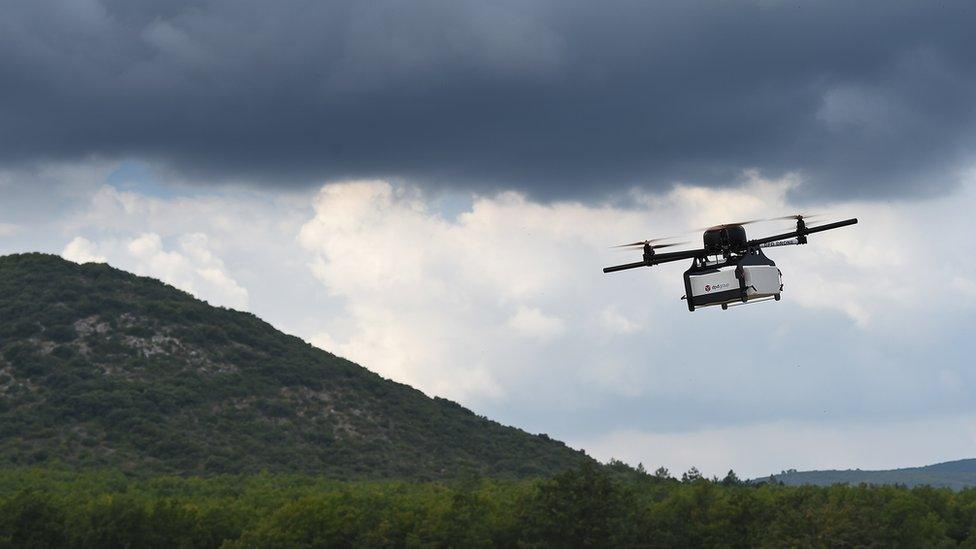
[2, 0, 975, 199]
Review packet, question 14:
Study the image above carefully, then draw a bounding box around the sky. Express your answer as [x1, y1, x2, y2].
[2, 0, 976, 478]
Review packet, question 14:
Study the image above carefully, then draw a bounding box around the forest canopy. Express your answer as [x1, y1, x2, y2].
[2, 463, 976, 547]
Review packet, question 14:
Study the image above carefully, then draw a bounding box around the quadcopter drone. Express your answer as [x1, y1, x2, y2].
[603, 215, 858, 311]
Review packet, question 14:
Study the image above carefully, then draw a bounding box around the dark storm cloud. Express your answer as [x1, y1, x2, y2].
[2, 0, 975, 200]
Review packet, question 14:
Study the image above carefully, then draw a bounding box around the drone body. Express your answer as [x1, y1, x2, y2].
[604, 216, 858, 311]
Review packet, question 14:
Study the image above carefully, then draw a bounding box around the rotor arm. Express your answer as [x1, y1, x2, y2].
[604, 217, 857, 274]
[602, 261, 648, 273]
[747, 218, 858, 247]
[603, 247, 706, 273]
[759, 238, 801, 249]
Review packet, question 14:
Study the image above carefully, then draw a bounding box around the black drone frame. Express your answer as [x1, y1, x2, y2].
[603, 218, 858, 273]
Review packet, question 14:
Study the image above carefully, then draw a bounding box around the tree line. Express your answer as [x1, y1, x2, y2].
[3, 462, 976, 547]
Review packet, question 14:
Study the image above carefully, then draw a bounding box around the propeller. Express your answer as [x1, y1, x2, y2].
[612, 240, 689, 250]
[770, 213, 824, 223]
[698, 218, 766, 232]
[612, 213, 829, 250]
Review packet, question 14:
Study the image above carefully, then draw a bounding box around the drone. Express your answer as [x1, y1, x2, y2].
[603, 214, 858, 311]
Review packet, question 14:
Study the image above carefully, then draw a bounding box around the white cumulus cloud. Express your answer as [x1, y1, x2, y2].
[62, 236, 107, 263]
[5, 165, 975, 477]
[507, 306, 566, 341]
[62, 231, 249, 310]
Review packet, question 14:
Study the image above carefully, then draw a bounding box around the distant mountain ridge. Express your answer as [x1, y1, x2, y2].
[757, 459, 976, 490]
[0, 253, 591, 478]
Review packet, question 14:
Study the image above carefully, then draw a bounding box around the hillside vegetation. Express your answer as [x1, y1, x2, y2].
[0, 253, 589, 478]
[764, 459, 976, 490]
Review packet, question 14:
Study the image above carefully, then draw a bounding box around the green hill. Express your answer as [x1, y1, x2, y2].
[758, 459, 976, 490]
[0, 253, 590, 478]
